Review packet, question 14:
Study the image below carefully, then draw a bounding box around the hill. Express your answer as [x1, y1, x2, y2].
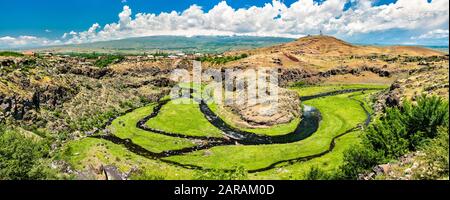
[217, 35, 446, 71]
[35, 35, 294, 54]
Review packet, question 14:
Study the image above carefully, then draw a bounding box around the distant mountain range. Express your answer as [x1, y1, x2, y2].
[34, 36, 295, 54]
[30, 35, 448, 54]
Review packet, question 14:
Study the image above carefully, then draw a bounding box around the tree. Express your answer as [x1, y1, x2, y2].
[0, 126, 53, 180]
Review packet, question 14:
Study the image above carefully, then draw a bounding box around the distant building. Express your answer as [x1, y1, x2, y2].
[23, 51, 35, 56]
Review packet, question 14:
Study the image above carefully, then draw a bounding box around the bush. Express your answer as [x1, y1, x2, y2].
[340, 96, 449, 179]
[291, 81, 308, 88]
[364, 95, 448, 159]
[304, 166, 334, 180]
[402, 96, 449, 143]
[196, 54, 248, 65]
[364, 108, 410, 159]
[0, 51, 24, 57]
[0, 126, 54, 180]
[340, 146, 384, 179]
[94, 55, 125, 68]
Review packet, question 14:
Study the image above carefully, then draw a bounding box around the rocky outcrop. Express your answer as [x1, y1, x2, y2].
[0, 81, 77, 121]
[68, 66, 110, 79]
[358, 151, 427, 180]
[220, 70, 302, 128]
[277, 65, 395, 86]
[374, 65, 449, 111]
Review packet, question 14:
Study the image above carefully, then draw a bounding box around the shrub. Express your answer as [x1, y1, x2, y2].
[402, 95, 449, 143]
[364, 95, 448, 159]
[340, 96, 449, 179]
[94, 55, 125, 68]
[291, 81, 308, 88]
[0, 126, 54, 180]
[340, 146, 384, 179]
[304, 166, 334, 180]
[364, 108, 410, 159]
[196, 54, 248, 65]
[0, 51, 24, 57]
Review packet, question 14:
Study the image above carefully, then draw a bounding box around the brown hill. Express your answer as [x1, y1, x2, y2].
[231, 35, 444, 56]
[219, 35, 446, 70]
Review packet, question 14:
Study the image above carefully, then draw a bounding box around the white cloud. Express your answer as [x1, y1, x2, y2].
[330, 0, 449, 35]
[412, 29, 449, 39]
[0, 36, 61, 49]
[65, 0, 449, 44]
[1, 0, 449, 48]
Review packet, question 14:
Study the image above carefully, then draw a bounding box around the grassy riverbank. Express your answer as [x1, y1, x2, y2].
[163, 92, 370, 171]
[59, 84, 386, 179]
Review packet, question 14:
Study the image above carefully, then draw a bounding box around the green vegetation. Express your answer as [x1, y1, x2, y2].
[0, 125, 57, 180]
[58, 137, 194, 180]
[62, 52, 103, 59]
[152, 51, 169, 57]
[415, 127, 449, 179]
[251, 130, 362, 180]
[58, 53, 124, 68]
[194, 166, 248, 180]
[339, 95, 449, 179]
[146, 98, 224, 138]
[365, 95, 448, 159]
[291, 83, 388, 97]
[0, 51, 24, 57]
[164, 92, 368, 171]
[68, 109, 119, 132]
[94, 55, 125, 68]
[197, 53, 248, 65]
[109, 104, 196, 153]
[52, 82, 447, 180]
[250, 90, 381, 180]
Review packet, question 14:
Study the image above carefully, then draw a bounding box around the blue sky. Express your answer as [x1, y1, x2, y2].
[0, 0, 396, 38]
[0, 0, 448, 48]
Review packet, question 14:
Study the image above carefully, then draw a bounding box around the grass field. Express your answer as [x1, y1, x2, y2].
[60, 84, 385, 179]
[109, 104, 196, 153]
[58, 137, 194, 180]
[250, 130, 362, 179]
[163, 92, 369, 171]
[146, 98, 224, 138]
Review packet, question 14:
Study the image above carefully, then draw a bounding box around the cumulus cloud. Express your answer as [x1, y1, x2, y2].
[65, 0, 449, 44]
[1, 0, 449, 48]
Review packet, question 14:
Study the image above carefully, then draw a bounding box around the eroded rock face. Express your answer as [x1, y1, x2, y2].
[220, 70, 301, 128]
[229, 88, 301, 127]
